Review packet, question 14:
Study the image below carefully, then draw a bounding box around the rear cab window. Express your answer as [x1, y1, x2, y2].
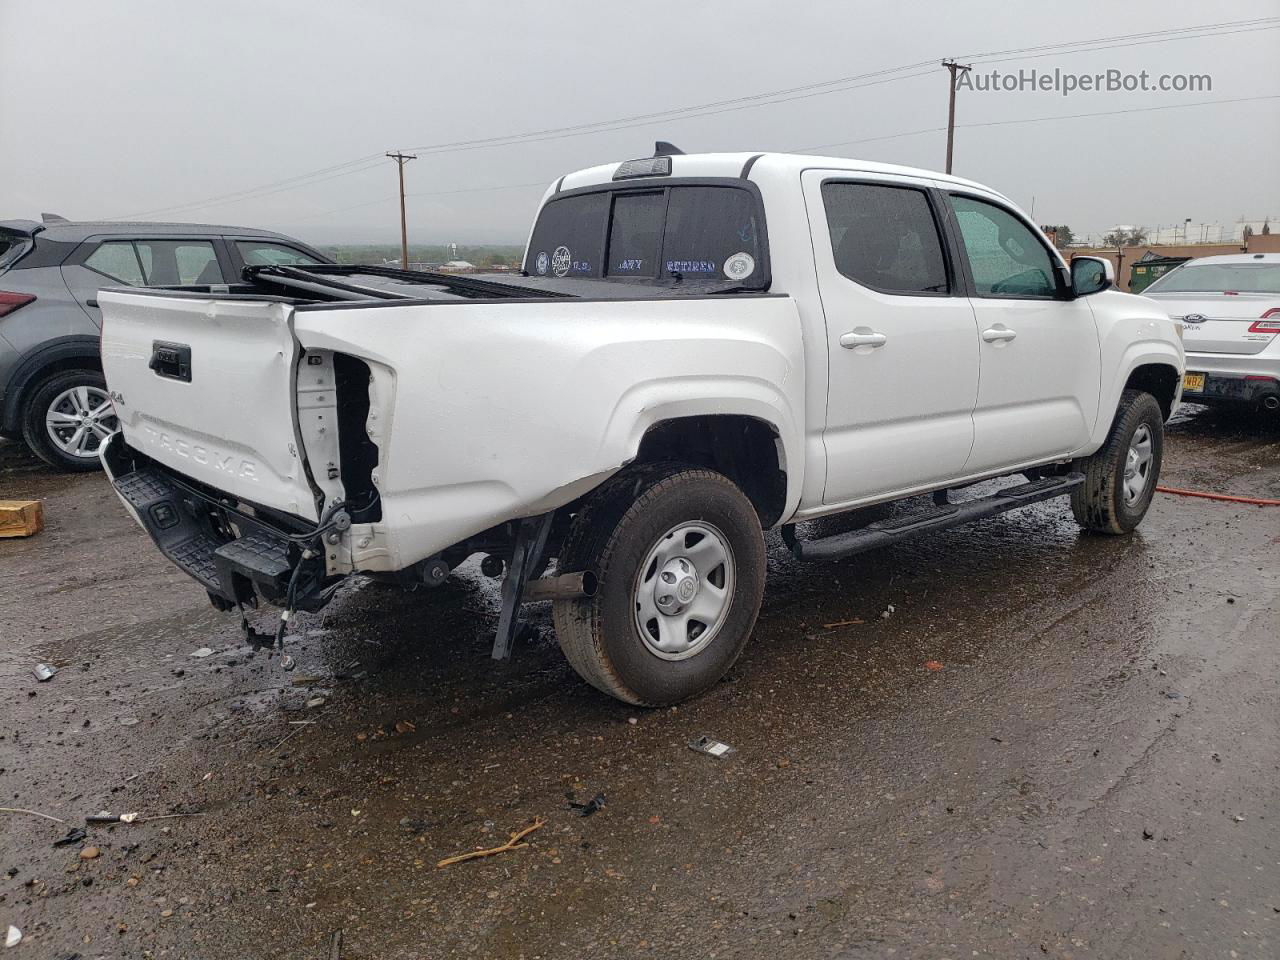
[525, 180, 768, 287]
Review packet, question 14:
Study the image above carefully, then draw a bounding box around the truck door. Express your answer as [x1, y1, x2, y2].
[803, 171, 979, 505]
[942, 193, 1101, 473]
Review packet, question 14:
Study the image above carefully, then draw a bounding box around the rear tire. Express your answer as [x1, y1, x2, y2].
[552, 464, 766, 706]
[1071, 389, 1164, 534]
[21, 370, 117, 472]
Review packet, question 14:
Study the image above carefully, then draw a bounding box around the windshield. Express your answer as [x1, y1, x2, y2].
[525, 182, 766, 285]
[1145, 262, 1280, 295]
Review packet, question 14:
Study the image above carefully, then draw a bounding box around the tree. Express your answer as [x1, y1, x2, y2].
[1102, 227, 1148, 248]
[1047, 224, 1075, 247]
[1264, 220, 1272, 236]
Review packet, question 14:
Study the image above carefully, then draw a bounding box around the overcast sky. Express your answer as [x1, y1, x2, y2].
[2, 0, 1278, 246]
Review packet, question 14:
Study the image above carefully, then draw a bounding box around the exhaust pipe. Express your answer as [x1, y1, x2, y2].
[1262, 395, 1280, 411]
[522, 571, 598, 602]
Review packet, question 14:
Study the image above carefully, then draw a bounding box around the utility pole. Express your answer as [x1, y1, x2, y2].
[387, 151, 417, 270]
[942, 60, 971, 175]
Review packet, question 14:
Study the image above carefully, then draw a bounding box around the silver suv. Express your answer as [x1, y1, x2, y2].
[0, 218, 329, 470]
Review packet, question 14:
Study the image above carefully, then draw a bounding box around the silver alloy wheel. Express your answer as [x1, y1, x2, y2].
[633, 520, 736, 661]
[1123, 423, 1154, 505]
[45, 385, 118, 459]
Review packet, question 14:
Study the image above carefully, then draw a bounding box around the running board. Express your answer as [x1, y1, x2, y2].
[783, 473, 1085, 561]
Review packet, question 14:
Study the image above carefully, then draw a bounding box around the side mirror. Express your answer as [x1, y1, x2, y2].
[1071, 256, 1114, 297]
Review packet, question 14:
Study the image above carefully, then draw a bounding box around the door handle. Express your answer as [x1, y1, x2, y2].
[981, 326, 1017, 343]
[840, 329, 888, 349]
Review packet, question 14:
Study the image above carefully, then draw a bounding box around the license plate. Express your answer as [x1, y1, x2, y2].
[1183, 373, 1205, 392]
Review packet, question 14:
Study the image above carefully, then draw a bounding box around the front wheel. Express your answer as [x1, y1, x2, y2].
[552, 464, 766, 706]
[1071, 389, 1164, 534]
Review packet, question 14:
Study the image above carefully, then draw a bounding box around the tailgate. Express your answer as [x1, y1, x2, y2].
[99, 290, 320, 521]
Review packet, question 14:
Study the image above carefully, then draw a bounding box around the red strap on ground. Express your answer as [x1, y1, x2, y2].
[1155, 485, 1280, 507]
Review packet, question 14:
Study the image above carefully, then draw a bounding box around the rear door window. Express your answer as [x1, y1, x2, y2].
[85, 241, 145, 285]
[135, 240, 223, 285]
[821, 182, 949, 294]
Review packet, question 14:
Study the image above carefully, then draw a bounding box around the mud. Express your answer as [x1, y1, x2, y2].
[1, 404, 1277, 959]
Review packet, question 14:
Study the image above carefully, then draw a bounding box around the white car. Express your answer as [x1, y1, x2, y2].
[96, 147, 1184, 705]
[1142, 252, 1280, 414]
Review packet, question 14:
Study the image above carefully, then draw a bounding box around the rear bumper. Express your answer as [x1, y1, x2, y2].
[1182, 351, 1280, 408]
[101, 431, 333, 609]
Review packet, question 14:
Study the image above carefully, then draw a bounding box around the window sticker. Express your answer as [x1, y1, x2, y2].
[535, 251, 549, 275]
[551, 245, 571, 278]
[723, 252, 755, 280]
[615, 258, 645, 273]
[665, 259, 717, 275]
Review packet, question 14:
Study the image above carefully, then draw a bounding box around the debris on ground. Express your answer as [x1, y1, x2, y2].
[394, 719, 416, 735]
[399, 817, 430, 833]
[0, 498, 43, 538]
[822, 618, 864, 628]
[86, 812, 138, 825]
[307, 697, 326, 709]
[189, 647, 214, 659]
[0, 806, 66, 824]
[689, 735, 736, 758]
[880, 604, 896, 619]
[32, 663, 56, 682]
[5, 925, 21, 948]
[280, 654, 296, 671]
[52, 827, 87, 847]
[79, 846, 101, 860]
[924, 660, 944, 672]
[328, 930, 343, 960]
[567, 792, 606, 817]
[436, 817, 546, 868]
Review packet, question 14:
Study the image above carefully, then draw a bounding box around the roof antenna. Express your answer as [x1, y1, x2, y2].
[653, 141, 684, 157]
[41, 212, 69, 223]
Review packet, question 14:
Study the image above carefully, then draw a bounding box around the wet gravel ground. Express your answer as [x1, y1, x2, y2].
[2, 404, 1278, 960]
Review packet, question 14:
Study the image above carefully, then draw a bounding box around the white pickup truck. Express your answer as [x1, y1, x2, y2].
[98, 146, 1184, 705]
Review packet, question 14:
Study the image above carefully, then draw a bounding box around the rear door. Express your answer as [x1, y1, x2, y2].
[803, 171, 979, 504]
[944, 192, 1100, 474]
[99, 290, 320, 520]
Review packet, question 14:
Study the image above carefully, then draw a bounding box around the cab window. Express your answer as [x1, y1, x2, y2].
[821, 182, 949, 295]
[948, 195, 1057, 298]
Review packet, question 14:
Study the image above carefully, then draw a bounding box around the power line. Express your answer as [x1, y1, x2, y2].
[279, 93, 1278, 234]
[114, 16, 1279, 219]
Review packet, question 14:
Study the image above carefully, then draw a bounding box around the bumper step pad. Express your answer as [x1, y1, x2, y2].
[111, 466, 294, 602]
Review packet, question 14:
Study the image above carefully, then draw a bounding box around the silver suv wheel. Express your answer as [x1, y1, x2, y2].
[45, 385, 117, 460]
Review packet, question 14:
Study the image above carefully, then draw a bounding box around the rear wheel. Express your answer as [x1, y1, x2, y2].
[21, 370, 117, 472]
[1071, 389, 1164, 534]
[552, 464, 766, 706]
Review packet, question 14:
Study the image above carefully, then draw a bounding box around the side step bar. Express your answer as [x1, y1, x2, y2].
[783, 473, 1085, 561]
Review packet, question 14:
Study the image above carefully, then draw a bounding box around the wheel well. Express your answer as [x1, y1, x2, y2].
[3, 353, 102, 432]
[1125, 363, 1180, 420]
[633, 415, 787, 527]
